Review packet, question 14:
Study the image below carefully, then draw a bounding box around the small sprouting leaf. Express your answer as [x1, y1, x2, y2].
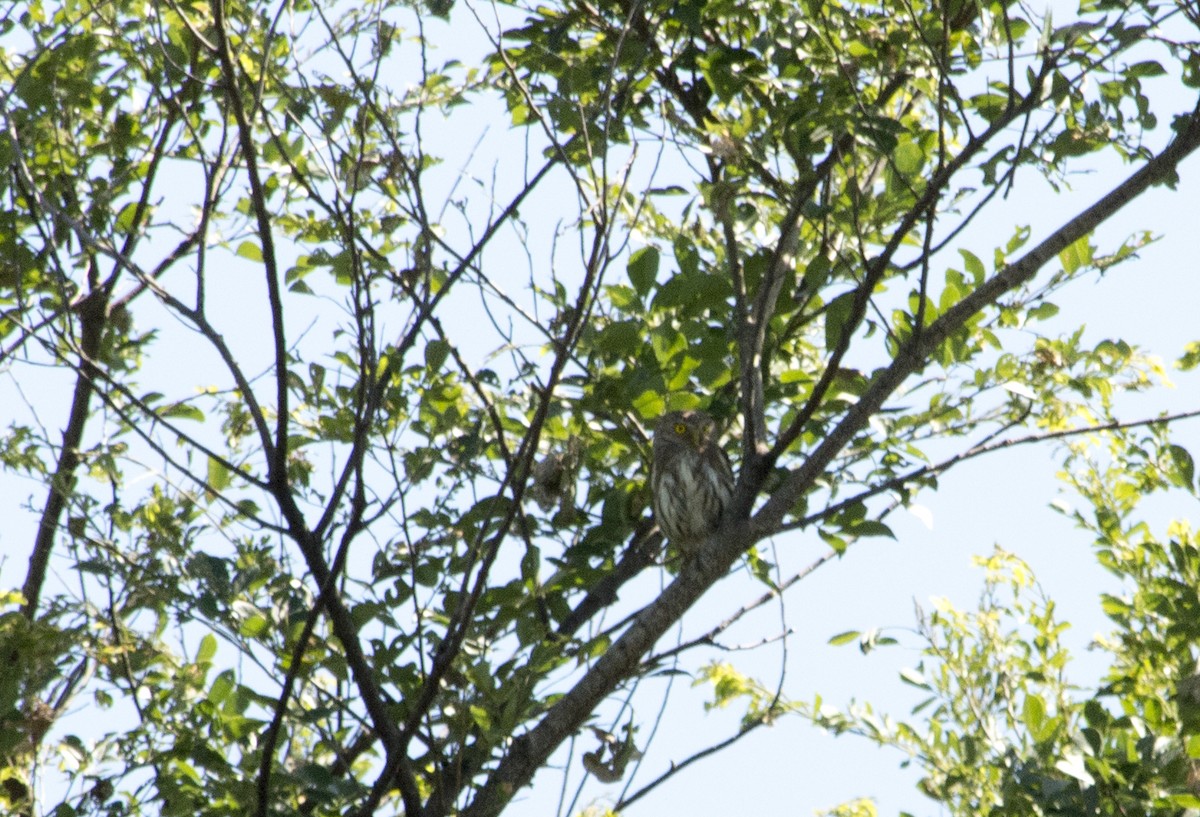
[828, 630, 861, 646]
[745, 547, 778, 591]
[1180, 342, 1200, 371]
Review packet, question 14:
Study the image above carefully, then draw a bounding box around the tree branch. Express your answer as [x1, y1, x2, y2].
[461, 99, 1200, 817]
[756, 101, 1200, 531]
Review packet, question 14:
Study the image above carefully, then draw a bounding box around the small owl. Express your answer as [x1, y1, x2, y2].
[651, 409, 735, 553]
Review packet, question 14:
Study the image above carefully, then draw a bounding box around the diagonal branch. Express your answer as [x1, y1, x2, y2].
[736, 71, 913, 477]
[763, 59, 1055, 476]
[461, 99, 1200, 817]
[20, 267, 107, 619]
[755, 101, 1200, 531]
[212, 0, 291, 488]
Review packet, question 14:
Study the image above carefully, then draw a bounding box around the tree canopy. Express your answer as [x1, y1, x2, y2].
[2, 0, 1200, 815]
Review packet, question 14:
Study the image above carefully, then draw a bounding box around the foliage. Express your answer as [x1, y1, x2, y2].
[0, 0, 1198, 815]
[809, 418, 1200, 817]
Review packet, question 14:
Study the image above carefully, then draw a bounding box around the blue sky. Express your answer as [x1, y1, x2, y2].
[3, 3, 1200, 815]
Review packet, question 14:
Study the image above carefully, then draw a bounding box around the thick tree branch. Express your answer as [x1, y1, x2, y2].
[461, 521, 757, 817]
[557, 523, 660, 638]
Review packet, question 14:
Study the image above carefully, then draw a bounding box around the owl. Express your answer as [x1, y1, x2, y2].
[651, 409, 735, 553]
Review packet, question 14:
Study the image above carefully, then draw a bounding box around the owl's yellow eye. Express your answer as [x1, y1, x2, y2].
[674, 422, 687, 435]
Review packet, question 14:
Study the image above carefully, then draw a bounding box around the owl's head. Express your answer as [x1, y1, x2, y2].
[653, 409, 716, 451]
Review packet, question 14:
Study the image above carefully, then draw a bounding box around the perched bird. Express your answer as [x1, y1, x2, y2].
[651, 409, 735, 554]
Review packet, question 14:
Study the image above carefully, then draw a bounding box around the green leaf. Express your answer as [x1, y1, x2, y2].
[1169, 444, 1195, 490]
[958, 249, 986, 284]
[606, 284, 641, 313]
[1028, 302, 1059, 322]
[1180, 342, 1200, 371]
[114, 201, 142, 234]
[236, 240, 263, 262]
[633, 390, 666, 419]
[893, 140, 924, 175]
[424, 339, 450, 373]
[970, 92, 1010, 122]
[596, 320, 642, 357]
[206, 456, 231, 498]
[470, 705, 493, 732]
[824, 291, 857, 350]
[1127, 60, 1166, 77]
[828, 630, 860, 646]
[1059, 234, 1093, 274]
[1023, 694, 1046, 735]
[627, 246, 659, 297]
[162, 402, 205, 422]
[208, 669, 235, 705]
[239, 614, 269, 638]
[673, 236, 699, 276]
[818, 528, 848, 554]
[745, 547, 778, 590]
[197, 634, 217, 664]
[800, 256, 832, 294]
[1099, 593, 1131, 619]
[521, 545, 540, 583]
[848, 520, 895, 539]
